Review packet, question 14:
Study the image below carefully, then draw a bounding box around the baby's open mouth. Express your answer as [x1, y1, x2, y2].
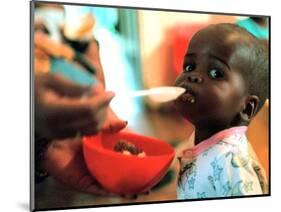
[177, 84, 196, 104]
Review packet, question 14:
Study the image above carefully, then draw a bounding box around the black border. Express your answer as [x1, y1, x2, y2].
[30, 1, 35, 211]
[34, 194, 268, 212]
[30, 0, 271, 211]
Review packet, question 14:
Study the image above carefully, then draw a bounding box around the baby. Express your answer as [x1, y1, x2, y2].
[174, 23, 268, 199]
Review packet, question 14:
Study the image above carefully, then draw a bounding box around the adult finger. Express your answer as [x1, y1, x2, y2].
[44, 73, 95, 97]
[58, 91, 115, 114]
[102, 120, 128, 133]
[54, 95, 114, 137]
[86, 184, 116, 196]
[76, 173, 116, 196]
[41, 90, 114, 123]
[52, 112, 106, 138]
[88, 82, 105, 95]
[40, 91, 115, 138]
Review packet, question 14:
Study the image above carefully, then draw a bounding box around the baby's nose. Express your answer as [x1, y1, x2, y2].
[187, 74, 203, 83]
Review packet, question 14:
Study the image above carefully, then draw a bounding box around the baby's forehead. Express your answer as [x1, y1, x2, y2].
[188, 25, 253, 64]
[191, 26, 247, 47]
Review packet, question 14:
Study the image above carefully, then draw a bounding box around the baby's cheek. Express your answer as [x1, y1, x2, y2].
[196, 91, 225, 117]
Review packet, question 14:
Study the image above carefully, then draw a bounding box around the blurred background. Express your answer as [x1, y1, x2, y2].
[34, 2, 269, 209]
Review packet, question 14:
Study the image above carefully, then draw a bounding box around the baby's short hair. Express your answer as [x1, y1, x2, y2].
[211, 23, 269, 113]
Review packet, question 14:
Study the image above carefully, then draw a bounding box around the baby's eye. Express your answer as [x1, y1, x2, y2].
[183, 64, 195, 73]
[209, 69, 224, 79]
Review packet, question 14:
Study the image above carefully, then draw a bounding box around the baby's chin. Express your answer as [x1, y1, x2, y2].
[173, 99, 191, 117]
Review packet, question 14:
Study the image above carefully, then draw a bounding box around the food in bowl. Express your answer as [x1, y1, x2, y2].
[113, 140, 147, 157]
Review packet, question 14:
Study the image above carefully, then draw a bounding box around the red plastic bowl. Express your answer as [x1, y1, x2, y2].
[83, 131, 175, 195]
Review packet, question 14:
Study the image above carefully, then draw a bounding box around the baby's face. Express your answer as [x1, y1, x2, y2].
[174, 26, 249, 129]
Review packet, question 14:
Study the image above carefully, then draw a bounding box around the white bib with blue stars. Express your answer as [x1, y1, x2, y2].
[177, 127, 266, 199]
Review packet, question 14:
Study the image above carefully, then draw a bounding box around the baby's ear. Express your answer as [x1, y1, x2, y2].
[240, 95, 260, 123]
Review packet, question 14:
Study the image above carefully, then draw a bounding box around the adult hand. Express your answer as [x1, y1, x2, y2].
[42, 137, 112, 195]
[42, 116, 128, 195]
[35, 73, 115, 139]
[34, 31, 74, 60]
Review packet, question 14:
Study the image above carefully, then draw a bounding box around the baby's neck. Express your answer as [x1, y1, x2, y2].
[194, 121, 249, 145]
[194, 129, 218, 145]
[194, 123, 248, 145]
[194, 127, 231, 145]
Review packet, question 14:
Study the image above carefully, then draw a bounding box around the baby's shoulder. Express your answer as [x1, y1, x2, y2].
[197, 141, 247, 166]
[198, 140, 235, 159]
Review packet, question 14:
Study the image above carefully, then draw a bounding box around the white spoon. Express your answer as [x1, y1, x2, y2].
[129, 86, 186, 103]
